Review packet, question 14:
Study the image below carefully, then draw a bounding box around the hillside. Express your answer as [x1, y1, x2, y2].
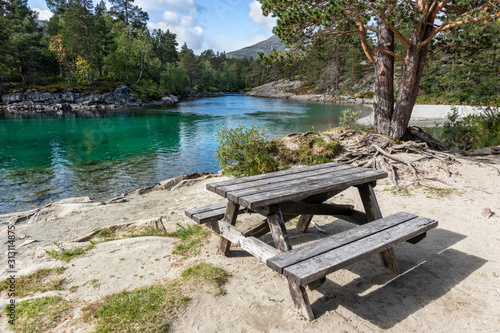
[226, 35, 286, 60]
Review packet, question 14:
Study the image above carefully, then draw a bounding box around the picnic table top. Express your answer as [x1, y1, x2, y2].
[207, 162, 387, 210]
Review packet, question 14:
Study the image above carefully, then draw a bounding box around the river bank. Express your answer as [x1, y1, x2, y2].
[1, 142, 499, 332]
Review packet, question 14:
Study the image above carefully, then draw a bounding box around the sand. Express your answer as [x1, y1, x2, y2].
[1, 154, 499, 332]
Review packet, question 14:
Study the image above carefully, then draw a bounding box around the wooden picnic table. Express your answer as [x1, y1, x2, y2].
[185, 162, 438, 319]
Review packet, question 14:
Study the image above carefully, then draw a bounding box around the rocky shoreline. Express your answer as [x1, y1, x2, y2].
[0, 85, 180, 112]
[245, 79, 375, 105]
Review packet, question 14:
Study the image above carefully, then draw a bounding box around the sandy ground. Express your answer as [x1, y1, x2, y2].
[1, 154, 499, 332]
[358, 104, 481, 127]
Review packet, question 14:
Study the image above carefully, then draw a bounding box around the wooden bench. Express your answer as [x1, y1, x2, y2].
[265, 211, 438, 319]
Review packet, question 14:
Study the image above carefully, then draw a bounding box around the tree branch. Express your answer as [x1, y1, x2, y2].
[426, 44, 464, 59]
[375, 47, 407, 63]
[358, 21, 376, 64]
[379, 11, 411, 50]
[420, 12, 500, 49]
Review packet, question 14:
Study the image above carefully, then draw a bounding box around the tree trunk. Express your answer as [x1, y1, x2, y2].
[391, 23, 434, 139]
[373, 19, 394, 135]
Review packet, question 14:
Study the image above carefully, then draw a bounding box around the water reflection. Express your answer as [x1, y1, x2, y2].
[0, 95, 369, 213]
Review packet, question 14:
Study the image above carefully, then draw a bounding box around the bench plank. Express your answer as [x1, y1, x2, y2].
[185, 203, 245, 224]
[283, 216, 438, 285]
[266, 212, 417, 273]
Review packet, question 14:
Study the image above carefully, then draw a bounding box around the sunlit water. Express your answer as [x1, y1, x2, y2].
[0, 94, 369, 214]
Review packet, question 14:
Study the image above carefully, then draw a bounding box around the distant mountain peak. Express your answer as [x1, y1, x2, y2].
[226, 35, 286, 60]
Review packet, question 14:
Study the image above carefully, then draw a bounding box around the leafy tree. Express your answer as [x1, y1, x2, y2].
[108, 0, 148, 31]
[260, 0, 500, 139]
[179, 43, 200, 88]
[152, 29, 178, 64]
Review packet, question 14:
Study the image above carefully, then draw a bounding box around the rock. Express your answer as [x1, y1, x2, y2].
[481, 208, 493, 219]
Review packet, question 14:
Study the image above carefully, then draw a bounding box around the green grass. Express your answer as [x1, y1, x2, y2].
[45, 242, 96, 261]
[85, 283, 189, 333]
[424, 187, 457, 198]
[7, 296, 71, 333]
[167, 224, 211, 256]
[0, 267, 66, 298]
[180, 262, 228, 295]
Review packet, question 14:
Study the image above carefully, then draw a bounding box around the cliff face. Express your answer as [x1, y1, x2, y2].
[245, 76, 375, 105]
[0, 86, 179, 112]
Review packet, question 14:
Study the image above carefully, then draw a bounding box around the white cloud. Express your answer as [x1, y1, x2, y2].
[33, 8, 52, 21]
[136, 0, 195, 15]
[248, 0, 276, 30]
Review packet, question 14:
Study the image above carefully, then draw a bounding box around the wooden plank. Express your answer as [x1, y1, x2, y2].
[207, 162, 342, 195]
[283, 216, 438, 285]
[288, 280, 315, 320]
[267, 205, 292, 252]
[240, 169, 387, 210]
[219, 201, 240, 255]
[296, 215, 313, 233]
[358, 182, 399, 274]
[307, 277, 326, 291]
[218, 220, 281, 262]
[266, 212, 417, 274]
[242, 219, 270, 238]
[216, 164, 350, 196]
[185, 202, 227, 219]
[226, 165, 369, 204]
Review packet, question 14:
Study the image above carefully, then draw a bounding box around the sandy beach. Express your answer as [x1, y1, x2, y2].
[1, 145, 499, 332]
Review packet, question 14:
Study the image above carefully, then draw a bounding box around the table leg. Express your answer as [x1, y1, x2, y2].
[357, 182, 400, 274]
[296, 215, 313, 233]
[219, 201, 240, 255]
[288, 280, 315, 320]
[267, 205, 292, 252]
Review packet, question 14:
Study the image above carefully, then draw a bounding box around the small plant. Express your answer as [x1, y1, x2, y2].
[45, 242, 95, 261]
[339, 108, 363, 129]
[70, 285, 78, 293]
[0, 267, 66, 298]
[167, 224, 211, 256]
[8, 296, 71, 333]
[181, 262, 228, 295]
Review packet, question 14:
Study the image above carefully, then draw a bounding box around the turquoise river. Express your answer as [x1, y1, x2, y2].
[0, 94, 369, 214]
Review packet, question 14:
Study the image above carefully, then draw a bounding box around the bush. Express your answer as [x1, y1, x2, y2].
[214, 124, 278, 177]
[339, 108, 363, 129]
[438, 106, 500, 150]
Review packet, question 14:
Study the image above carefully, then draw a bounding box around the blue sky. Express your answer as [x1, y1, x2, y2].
[28, 0, 276, 54]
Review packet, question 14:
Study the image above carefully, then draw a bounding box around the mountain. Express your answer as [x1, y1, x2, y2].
[226, 35, 286, 60]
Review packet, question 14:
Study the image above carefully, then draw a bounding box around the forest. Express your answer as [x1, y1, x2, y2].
[0, 0, 499, 106]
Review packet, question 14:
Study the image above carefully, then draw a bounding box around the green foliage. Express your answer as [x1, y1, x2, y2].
[438, 106, 500, 150]
[8, 296, 71, 333]
[0, 267, 66, 298]
[45, 241, 95, 261]
[215, 124, 278, 177]
[339, 108, 363, 129]
[167, 224, 211, 256]
[181, 262, 228, 295]
[87, 283, 188, 333]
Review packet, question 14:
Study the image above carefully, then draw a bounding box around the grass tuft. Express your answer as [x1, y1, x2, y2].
[180, 262, 228, 295]
[0, 267, 66, 298]
[7, 296, 71, 333]
[166, 224, 211, 256]
[45, 242, 95, 261]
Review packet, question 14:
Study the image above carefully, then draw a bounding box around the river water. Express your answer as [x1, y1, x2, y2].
[0, 94, 369, 214]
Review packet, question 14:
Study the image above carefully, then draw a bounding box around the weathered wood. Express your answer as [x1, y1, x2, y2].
[283, 216, 438, 285]
[267, 205, 292, 252]
[219, 201, 240, 255]
[185, 203, 245, 224]
[406, 232, 426, 244]
[267, 212, 417, 274]
[217, 220, 281, 262]
[219, 164, 350, 197]
[307, 277, 326, 291]
[207, 162, 342, 195]
[296, 215, 313, 233]
[239, 169, 386, 210]
[279, 202, 354, 216]
[288, 280, 315, 320]
[357, 182, 400, 274]
[242, 219, 270, 238]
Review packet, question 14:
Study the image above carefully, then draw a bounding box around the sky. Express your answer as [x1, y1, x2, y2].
[28, 0, 276, 54]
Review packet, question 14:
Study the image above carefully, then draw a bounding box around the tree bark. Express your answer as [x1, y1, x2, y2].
[373, 18, 394, 135]
[391, 22, 434, 139]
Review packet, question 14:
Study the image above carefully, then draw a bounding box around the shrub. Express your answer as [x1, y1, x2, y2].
[339, 108, 363, 129]
[214, 124, 278, 177]
[438, 106, 500, 150]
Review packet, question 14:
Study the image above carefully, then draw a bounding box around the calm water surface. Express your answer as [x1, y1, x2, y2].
[0, 95, 369, 213]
